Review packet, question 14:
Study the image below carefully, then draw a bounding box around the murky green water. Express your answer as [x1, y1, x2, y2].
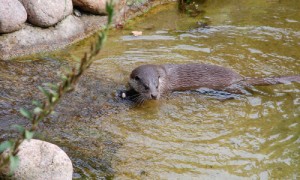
[1, 0, 300, 179]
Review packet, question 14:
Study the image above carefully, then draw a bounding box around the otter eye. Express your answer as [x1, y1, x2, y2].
[134, 76, 140, 81]
[144, 85, 149, 90]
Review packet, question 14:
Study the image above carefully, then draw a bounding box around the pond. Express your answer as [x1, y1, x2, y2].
[1, 0, 300, 179]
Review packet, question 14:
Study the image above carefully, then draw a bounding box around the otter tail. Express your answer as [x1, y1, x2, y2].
[244, 75, 300, 86]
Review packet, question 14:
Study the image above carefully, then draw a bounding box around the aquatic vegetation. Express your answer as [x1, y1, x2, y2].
[178, 0, 206, 17]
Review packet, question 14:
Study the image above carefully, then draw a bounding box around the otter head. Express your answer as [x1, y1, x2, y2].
[129, 65, 163, 101]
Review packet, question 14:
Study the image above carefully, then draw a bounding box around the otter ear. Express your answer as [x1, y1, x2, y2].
[134, 76, 140, 81]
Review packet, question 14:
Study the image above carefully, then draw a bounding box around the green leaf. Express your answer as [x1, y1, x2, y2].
[106, 1, 114, 24]
[47, 89, 58, 101]
[20, 108, 32, 120]
[0, 140, 13, 153]
[33, 107, 43, 114]
[49, 88, 58, 95]
[25, 130, 35, 140]
[44, 83, 59, 91]
[71, 55, 81, 62]
[32, 100, 42, 107]
[9, 155, 20, 174]
[51, 96, 58, 103]
[61, 75, 68, 81]
[38, 86, 50, 98]
[12, 124, 25, 133]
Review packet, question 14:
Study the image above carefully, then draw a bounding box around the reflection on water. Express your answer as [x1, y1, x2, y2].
[1, 0, 300, 179]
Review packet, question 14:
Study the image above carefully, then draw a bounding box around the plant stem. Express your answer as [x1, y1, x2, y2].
[0, 1, 114, 174]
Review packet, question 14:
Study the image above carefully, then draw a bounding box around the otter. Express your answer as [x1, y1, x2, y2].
[123, 63, 300, 102]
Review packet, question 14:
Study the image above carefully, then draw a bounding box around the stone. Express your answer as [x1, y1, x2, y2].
[3, 139, 73, 180]
[20, 0, 73, 27]
[0, 14, 106, 60]
[0, 0, 152, 60]
[73, 0, 108, 15]
[0, 0, 27, 33]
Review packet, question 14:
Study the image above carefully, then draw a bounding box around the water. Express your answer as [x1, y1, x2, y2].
[1, 1, 300, 179]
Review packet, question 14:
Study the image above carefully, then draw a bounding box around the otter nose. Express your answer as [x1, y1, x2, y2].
[151, 94, 157, 100]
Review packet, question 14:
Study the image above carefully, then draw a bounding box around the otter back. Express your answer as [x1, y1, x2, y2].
[162, 64, 244, 91]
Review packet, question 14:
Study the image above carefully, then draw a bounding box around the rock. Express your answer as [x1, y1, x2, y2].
[0, 0, 27, 33]
[3, 139, 73, 180]
[73, 0, 108, 15]
[0, 0, 151, 60]
[20, 0, 73, 27]
[0, 14, 106, 60]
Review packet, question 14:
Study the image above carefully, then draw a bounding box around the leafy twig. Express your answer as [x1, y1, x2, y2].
[0, 1, 114, 175]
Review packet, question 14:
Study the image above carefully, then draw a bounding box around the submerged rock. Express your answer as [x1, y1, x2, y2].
[0, 0, 27, 33]
[73, 0, 108, 15]
[20, 0, 73, 27]
[3, 139, 73, 180]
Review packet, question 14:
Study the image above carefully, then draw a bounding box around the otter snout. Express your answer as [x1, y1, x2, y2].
[149, 87, 160, 100]
[151, 94, 158, 100]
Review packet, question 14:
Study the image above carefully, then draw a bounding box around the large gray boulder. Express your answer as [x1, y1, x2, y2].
[11, 139, 73, 180]
[0, 0, 27, 33]
[20, 0, 73, 27]
[0, 14, 106, 60]
[73, 0, 108, 15]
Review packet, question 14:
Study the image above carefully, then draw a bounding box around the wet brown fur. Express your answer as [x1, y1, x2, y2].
[129, 63, 300, 100]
